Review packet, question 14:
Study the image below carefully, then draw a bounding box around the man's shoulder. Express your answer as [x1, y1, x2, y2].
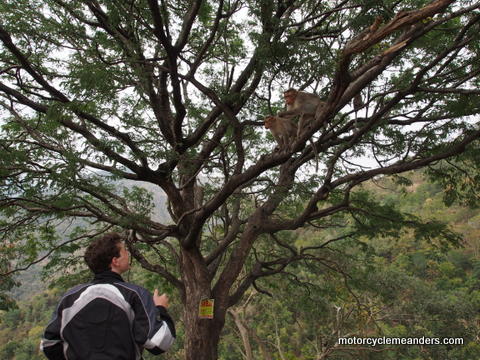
[63, 283, 90, 297]
[56, 283, 90, 306]
[113, 281, 151, 300]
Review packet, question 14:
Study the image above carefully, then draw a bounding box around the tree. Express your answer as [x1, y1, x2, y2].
[1, 0, 479, 359]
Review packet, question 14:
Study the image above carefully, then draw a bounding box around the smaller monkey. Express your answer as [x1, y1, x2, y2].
[278, 88, 325, 138]
[264, 115, 297, 151]
[353, 93, 364, 112]
[353, 92, 364, 127]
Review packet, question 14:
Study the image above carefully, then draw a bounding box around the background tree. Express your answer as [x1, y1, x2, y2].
[1, 0, 480, 359]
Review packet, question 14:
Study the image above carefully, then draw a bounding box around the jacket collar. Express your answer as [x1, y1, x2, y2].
[92, 270, 124, 284]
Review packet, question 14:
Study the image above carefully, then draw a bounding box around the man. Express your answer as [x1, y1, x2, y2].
[41, 232, 176, 359]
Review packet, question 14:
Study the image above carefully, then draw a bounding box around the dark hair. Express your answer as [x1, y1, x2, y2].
[84, 232, 123, 274]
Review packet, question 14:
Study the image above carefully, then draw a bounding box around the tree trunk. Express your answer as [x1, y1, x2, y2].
[183, 305, 223, 360]
[180, 246, 227, 360]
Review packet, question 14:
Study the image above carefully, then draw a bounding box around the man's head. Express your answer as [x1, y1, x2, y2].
[84, 232, 130, 274]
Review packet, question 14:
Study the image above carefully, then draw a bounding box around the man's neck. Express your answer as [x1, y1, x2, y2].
[93, 270, 124, 283]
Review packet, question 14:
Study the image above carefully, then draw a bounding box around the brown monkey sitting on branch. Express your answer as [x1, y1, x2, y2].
[277, 88, 326, 138]
[264, 115, 297, 151]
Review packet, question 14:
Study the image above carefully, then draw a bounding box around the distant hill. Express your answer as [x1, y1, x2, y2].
[2, 170, 480, 360]
[122, 179, 170, 223]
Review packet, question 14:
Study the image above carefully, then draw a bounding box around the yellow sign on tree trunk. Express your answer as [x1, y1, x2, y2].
[199, 299, 215, 319]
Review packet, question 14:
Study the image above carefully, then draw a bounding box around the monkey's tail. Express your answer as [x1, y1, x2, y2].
[309, 138, 319, 173]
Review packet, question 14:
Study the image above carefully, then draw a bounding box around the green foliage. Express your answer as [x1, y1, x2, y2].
[1, 0, 480, 358]
[2, 174, 480, 359]
[0, 289, 62, 360]
[425, 148, 480, 208]
[212, 172, 480, 360]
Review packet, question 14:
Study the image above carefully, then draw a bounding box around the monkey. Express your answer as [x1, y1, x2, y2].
[264, 115, 297, 151]
[277, 88, 326, 171]
[353, 92, 364, 128]
[353, 93, 364, 113]
[277, 88, 326, 138]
